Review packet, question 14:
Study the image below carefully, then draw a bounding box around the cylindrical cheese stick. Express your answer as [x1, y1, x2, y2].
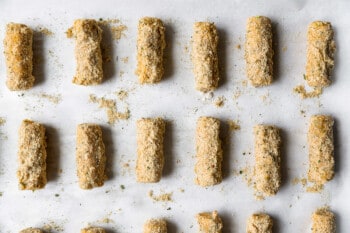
[76, 124, 106, 189]
[246, 213, 273, 233]
[136, 118, 165, 183]
[144, 219, 167, 233]
[195, 117, 223, 186]
[17, 120, 47, 190]
[72, 19, 103, 85]
[4, 23, 34, 90]
[306, 21, 336, 88]
[308, 115, 334, 185]
[81, 227, 106, 233]
[192, 22, 219, 92]
[136, 17, 166, 84]
[197, 211, 223, 233]
[311, 208, 336, 233]
[20, 228, 44, 233]
[245, 16, 274, 87]
[254, 125, 281, 196]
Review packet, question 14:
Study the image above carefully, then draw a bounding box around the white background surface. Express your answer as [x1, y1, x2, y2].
[0, 0, 349, 232]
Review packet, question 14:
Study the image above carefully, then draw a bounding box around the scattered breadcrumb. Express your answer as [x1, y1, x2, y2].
[38, 93, 62, 104]
[294, 85, 323, 99]
[292, 177, 307, 187]
[228, 120, 241, 131]
[184, 45, 189, 53]
[260, 91, 271, 104]
[97, 218, 115, 224]
[307, 183, 324, 193]
[38, 27, 53, 36]
[0, 118, 6, 126]
[148, 190, 173, 202]
[236, 44, 241, 49]
[98, 18, 127, 40]
[119, 71, 125, 77]
[233, 88, 242, 100]
[282, 46, 287, 52]
[115, 90, 128, 101]
[121, 57, 129, 63]
[241, 80, 248, 87]
[111, 25, 127, 40]
[65, 27, 73, 38]
[89, 94, 130, 125]
[214, 96, 225, 107]
[43, 221, 64, 232]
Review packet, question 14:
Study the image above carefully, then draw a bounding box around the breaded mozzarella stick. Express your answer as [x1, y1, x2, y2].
[245, 16, 273, 87]
[246, 213, 273, 233]
[306, 21, 336, 88]
[76, 123, 106, 189]
[17, 120, 47, 190]
[311, 208, 336, 233]
[143, 219, 167, 233]
[72, 19, 103, 85]
[308, 115, 334, 185]
[136, 118, 165, 183]
[197, 211, 223, 233]
[254, 125, 281, 196]
[195, 117, 223, 187]
[136, 17, 166, 84]
[4, 23, 34, 90]
[192, 22, 219, 92]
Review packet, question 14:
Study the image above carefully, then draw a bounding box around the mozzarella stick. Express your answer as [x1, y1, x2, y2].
[76, 124, 106, 189]
[4, 23, 34, 90]
[81, 227, 106, 233]
[17, 120, 47, 190]
[144, 219, 167, 233]
[308, 115, 334, 185]
[197, 211, 223, 233]
[20, 228, 44, 233]
[136, 118, 165, 183]
[71, 19, 103, 85]
[312, 208, 336, 233]
[306, 21, 336, 88]
[245, 16, 273, 87]
[254, 125, 281, 196]
[136, 17, 166, 84]
[192, 22, 219, 92]
[246, 213, 273, 233]
[195, 117, 223, 186]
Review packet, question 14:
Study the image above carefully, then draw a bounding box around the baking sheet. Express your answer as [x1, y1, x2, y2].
[0, 0, 349, 232]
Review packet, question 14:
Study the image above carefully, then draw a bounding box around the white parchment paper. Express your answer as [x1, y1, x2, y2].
[0, 0, 349, 232]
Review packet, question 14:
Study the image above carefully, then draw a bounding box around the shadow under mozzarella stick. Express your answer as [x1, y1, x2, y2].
[306, 21, 336, 88]
[311, 208, 336, 233]
[17, 120, 47, 190]
[4, 23, 34, 90]
[254, 125, 281, 197]
[195, 117, 222, 187]
[245, 16, 273, 87]
[81, 227, 106, 233]
[192, 22, 219, 92]
[197, 211, 223, 233]
[136, 118, 165, 183]
[136, 17, 166, 84]
[308, 115, 334, 185]
[71, 19, 103, 85]
[76, 124, 106, 189]
[144, 219, 167, 233]
[20, 228, 44, 233]
[246, 213, 273, 233]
